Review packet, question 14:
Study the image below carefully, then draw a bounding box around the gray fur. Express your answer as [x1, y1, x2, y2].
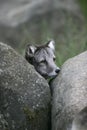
[25, 40, 60, 79]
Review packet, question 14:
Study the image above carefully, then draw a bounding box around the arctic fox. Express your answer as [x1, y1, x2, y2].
[25, 40, 60, 79]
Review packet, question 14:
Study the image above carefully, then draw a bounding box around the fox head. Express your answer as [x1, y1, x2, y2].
[25, 40, 60, 79]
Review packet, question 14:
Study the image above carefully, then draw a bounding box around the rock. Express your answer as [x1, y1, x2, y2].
[71, 107, 87, 130]
[0, 0, 51, 27]
[0, 0, 86, 54]
[51, 51, 87, 130]
[0, 42, 51, 130]
[0, 0, 83, 27]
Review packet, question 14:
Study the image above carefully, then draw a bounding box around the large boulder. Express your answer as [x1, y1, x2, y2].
[51, 51, 87, 130]
[0, 42, 51, 130]
[0, 0, 82, 27]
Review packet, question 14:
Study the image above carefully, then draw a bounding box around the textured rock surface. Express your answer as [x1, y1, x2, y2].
[52, 51, 87, 130]
[0, 42, 51, 130]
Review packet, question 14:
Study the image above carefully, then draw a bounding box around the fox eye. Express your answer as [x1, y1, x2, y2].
[53, 57, 56, 61]
[40, 60, 46, 64]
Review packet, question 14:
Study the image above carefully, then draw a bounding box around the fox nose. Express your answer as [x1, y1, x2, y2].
[55, 68, 60, 74]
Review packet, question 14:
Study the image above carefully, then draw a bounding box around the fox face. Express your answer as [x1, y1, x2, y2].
[25, 40, 60, 79]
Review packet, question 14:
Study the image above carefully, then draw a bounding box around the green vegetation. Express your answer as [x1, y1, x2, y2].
[79, 0, 87, 20]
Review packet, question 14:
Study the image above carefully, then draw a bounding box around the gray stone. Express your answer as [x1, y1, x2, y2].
[51, 51, 87, 130]
[0, 42, 51, 130]
[0, 0, 82, 27]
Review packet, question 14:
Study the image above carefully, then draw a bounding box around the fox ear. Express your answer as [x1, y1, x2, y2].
[47, 40, 55, 51]
[25, 44, 37, 64]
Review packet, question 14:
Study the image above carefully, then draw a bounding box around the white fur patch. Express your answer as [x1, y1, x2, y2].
[48, 40, 55, 50]
[30, 46, 36, 54]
